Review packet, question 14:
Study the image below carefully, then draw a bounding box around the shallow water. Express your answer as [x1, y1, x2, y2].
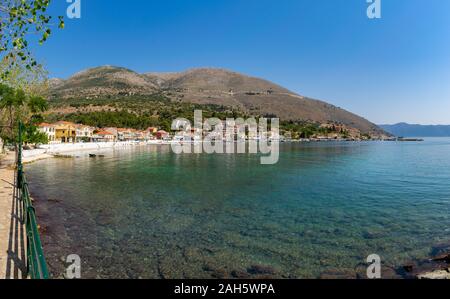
[26, 139, 450, 278]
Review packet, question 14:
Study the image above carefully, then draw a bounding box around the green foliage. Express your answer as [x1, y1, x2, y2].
[28, 95, 48, 113]
[47, 94, 351, 138]
[22, 123, 48, 144]
[0, 83, 16, 106]
[0, 82, 49, 143]
[0, 0, 64, 78]
[3, 122, 47, 145]
[49, 110, 161, 131]
[47, 94, 249, 131]
[29, 113, 45, 125]
[0, 83, 27, 131]
[281, 121, 322, 138]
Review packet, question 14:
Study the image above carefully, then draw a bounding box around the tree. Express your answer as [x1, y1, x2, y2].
[0, 83, 24, 134]
[0, 59, 50, 94]
[22, 123, 48, 145]
[28, 94, 48, 113]
[0, 62, 50, 145]
[0, 1, 63, 149]
[0, 0, 64, 78]
[0, 83, 49, 144]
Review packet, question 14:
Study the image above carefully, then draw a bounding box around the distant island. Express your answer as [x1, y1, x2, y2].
[380, 123, 450, 137]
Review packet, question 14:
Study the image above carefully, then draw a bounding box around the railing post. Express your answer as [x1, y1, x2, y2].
[15, 121, 50, 279]
[17, 122, 23, 188]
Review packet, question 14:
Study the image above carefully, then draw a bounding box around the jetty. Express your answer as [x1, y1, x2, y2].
[397, 138, 424, 142]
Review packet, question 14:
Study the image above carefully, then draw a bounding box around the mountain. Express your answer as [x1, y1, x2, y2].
[50, 66, 387, 136]
[51, 66, 158, 98]
[380, 123, 450, 137]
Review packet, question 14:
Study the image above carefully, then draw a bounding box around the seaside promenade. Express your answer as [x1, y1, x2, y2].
[0, 151, 26, 279]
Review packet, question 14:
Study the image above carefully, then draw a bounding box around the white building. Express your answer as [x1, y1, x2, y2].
[75, 124, 95, 142]
[38, 123, 58, 143]
[92, 130, 116, 142]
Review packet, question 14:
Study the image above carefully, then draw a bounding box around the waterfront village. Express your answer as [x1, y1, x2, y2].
[36, 120, 398, 145]
[37, 121, 170, 144]
[36, 120, 283, 144]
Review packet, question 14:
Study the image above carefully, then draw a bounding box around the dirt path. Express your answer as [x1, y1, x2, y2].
[0, 151, 26, 279]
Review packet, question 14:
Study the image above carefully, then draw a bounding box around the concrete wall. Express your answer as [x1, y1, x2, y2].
[22, 149, 47, 158]
[22, 142, 141, 158]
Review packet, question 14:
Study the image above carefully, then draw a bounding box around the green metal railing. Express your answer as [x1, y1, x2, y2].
[17, 122, 49, 279]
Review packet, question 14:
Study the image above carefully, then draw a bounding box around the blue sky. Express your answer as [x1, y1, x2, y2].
[34, 0, 450, 124]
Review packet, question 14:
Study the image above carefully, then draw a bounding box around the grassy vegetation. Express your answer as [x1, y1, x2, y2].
[47, 94, 248, 131]
[47, 94, 349, 137]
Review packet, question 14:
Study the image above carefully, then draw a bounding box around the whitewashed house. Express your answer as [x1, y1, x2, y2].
[75, 124, 95, 142]
[38, 123, 58, 143]
[92, 130, 116, 142]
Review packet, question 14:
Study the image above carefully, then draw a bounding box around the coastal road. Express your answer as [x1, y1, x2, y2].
[0, 151, 26, 279]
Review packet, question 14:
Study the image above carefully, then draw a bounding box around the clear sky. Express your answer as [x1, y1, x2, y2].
[33, 0, 450, 125]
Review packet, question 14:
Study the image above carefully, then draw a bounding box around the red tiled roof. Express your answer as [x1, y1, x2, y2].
[96, 131, 114, 136]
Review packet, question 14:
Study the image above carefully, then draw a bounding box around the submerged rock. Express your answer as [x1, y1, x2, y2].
[210, 268, 228, 279]
[320, 268, 356, 279]
[247, 265, 276, 275]
[432, 253, 450, 263]
[403, 264, 414, 273]
[430, 242, 450, 257]
[400, 241, 450, 279]
[417, 269, 450, 280]
[47, 198, 61, 203]
[53, 154, 73, 159]
[231, 270, 251, 279]
[362, 230, 384, 240]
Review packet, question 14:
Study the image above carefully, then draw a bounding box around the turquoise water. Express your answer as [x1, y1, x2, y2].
[26, 139, 450, 278]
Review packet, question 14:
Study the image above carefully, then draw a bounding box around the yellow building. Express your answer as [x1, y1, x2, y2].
[54, 121, 77, 143]
[147, 127, 158, 134]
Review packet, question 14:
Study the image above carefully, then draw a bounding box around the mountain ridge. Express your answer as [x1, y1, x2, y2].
[380, 123, 450, 137]
[49, 65, 388, 136]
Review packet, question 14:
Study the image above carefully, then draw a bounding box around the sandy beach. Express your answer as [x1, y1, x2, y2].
[20, 141, 172, 164]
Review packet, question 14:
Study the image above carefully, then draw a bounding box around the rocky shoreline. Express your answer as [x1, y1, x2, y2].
[402, 242, 450, 279]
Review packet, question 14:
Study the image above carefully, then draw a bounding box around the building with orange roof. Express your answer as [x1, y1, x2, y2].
[156, 130, 170, 140]
[117, 128, 134, 141]
[147, 127, 158, 134]
[54, 121, 77, 143]
[93, 130, 116, 142]
[104, 127, 118, 139]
